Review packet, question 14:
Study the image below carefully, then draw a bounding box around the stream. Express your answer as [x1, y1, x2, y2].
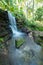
[0, 11, 43, 65]
[7, 34, 43, 65]
[8, 12, 43, 65]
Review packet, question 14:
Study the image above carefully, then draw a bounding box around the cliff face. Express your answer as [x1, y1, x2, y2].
[0, 9, 12, 42]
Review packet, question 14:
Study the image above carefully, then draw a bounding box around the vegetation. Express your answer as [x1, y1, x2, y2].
[0, 0, 43, 47]
[0, 1, 43, 65]
[15, 38, 25, 48]
[0, 0, 43, 31]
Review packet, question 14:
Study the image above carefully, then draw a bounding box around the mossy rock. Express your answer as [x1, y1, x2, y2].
[15, 38, 25, 48]
[32, 31, 43, 46]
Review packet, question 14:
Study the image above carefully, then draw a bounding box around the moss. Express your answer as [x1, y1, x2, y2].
[0, 38, 4, 42]
[15, 38, 25, 48]
[37, 37, 43, 46]
[32, 32, 43, 47]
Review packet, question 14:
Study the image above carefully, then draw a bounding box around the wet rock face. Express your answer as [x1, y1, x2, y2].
[32, 31, 43, 46]
[0, 9, 12, 42]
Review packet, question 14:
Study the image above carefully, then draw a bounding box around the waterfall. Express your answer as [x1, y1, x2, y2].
[8, 12, 26, 39]
[7, 11, 26, 65]
[5, 11, 42, 65]
[7, 12, 41, 65]
[0, 10, 42, 65]
[8, 12, 17, 30]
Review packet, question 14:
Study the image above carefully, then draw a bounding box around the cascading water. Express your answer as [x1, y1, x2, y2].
[8, 11, 17, 31]
[7, 12, 26, 65]
[8, 11, 26, 39]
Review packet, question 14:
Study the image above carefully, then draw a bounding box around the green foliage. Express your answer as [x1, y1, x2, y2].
[0, 38, 4, 42]
[35, 7, 43, 21]
[0, 0, 43, 31]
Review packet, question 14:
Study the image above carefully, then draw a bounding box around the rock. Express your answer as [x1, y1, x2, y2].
[0, 9, 12, 42]
[0, 53, 9, 65]
[32, 31, 43, 46]
[20, 27, 31, 35]
[0, 9, 8, 20]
